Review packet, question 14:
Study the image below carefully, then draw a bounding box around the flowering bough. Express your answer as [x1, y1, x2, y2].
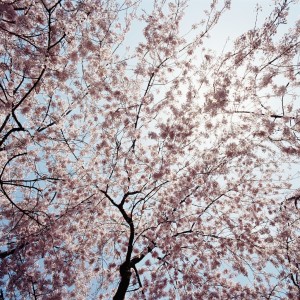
[0, 0, 300, 299]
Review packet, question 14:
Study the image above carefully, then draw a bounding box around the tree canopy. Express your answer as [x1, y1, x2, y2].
[0, 0, 300, 299]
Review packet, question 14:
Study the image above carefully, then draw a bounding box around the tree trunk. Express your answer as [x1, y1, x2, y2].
[113, 262, 132, 300]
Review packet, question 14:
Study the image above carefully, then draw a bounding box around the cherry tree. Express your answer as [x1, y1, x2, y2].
[0, 0, 300, 299]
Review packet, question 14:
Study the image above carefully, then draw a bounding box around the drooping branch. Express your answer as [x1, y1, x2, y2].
[13, 68, 46, 112]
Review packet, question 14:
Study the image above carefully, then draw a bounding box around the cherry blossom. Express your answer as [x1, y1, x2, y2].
[0, 0, 300, 299]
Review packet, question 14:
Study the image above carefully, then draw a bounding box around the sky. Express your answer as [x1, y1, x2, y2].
[185, 0, 300, 52]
